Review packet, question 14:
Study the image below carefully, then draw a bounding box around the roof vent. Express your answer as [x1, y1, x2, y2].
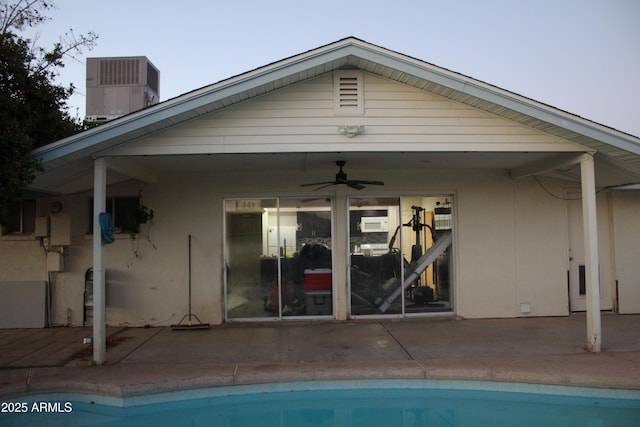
[334, 71, 364, 115]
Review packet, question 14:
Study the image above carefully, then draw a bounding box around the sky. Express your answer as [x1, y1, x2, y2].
[24, 0, 640, 137]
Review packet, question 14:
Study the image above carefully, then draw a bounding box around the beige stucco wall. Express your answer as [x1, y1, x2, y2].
[0, 240, 47, 281]
[1, 168, 636, 326]
[611, 191, 640, 313]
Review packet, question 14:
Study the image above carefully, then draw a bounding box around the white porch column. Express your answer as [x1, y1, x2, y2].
[93, 158, 107, 364]
[580, 153, 601, 352]
[333, 193, 349, 320]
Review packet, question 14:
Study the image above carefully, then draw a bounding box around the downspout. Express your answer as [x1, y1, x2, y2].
[580, 154, 601, 352]
[93, 158, 107, 364]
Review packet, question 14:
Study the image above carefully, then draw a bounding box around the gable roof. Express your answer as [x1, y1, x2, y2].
[33, 37, 640, 174]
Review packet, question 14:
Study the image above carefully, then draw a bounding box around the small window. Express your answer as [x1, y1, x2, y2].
[2, 199, 36, 234]
[90, 197, 141, 233]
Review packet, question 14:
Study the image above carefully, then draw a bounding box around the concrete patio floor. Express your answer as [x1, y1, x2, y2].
[1, 313, 639, 399]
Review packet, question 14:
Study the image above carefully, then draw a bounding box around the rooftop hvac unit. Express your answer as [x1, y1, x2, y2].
[85, 56, 160, 122]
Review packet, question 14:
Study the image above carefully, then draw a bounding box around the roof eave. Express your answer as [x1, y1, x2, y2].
[32, 37, 640, 165]
[33, 39, 368, 164]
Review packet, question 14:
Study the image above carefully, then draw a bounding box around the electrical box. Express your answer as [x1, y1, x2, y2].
[47, 252, 64, 272]
[50, 213, 71, 246]
[34, 217, 49, 237]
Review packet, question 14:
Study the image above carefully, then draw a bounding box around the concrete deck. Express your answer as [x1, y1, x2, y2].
[1, 314, 639, 399]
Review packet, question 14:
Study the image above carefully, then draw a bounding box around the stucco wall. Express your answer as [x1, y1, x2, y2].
[611, 191, 640, 313]
[513, 178, 570, 316]
[453, 173, 571, 318]
[1, 169, 635, 326]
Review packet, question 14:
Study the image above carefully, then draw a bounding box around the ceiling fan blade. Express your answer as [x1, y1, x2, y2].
[301, 161, 383, 191]
[300, 181, 334, 187]
[351, 180, 385, 186]
[345, 181, 366, 190]
[311, 183, 338, 191]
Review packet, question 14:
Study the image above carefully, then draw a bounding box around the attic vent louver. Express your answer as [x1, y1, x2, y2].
[339, 77, 358, 107]
[334, 71, 364, 115]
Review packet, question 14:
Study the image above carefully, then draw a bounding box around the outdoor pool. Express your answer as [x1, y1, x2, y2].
[2, 380, 639, 426]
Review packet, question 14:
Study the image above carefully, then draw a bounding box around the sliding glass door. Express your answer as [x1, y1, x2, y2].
[225, 197, 333, 320]
[349, 196, 453, 317]
[224, 194, 452, 320]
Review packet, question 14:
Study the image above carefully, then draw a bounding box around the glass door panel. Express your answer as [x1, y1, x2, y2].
[401, 197, 453, 314]
[349, 196, 454, 317]
[225, 197, 334, 320]
[225, 199, 277, 319]
[349, 197, 403, 315]
[279, 197, 333, 317]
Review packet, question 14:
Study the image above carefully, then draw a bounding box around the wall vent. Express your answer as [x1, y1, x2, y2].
[334, 71, 364, 115]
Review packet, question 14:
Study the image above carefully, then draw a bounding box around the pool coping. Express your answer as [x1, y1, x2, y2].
[3, 353, 640, 402]
[5, 378, 640, 409]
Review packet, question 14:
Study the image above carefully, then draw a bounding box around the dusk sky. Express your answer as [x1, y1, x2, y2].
[27, 0, 640, 137]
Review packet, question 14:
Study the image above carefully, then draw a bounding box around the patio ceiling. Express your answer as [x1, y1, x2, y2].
[30, 151, 631, 196]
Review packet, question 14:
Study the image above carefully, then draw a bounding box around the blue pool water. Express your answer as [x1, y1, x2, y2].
[2, 380, 639, 426]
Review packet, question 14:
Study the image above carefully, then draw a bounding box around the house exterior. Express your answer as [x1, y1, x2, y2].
[2, 38, 639, 363]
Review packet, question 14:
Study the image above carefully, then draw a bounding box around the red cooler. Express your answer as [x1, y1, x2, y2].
[303, 268, 332, 291]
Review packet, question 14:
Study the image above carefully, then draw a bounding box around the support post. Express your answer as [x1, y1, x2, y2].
[333, 193, 349, 320]
[580, 154, 601, 352]
[93, 158, 107, 364]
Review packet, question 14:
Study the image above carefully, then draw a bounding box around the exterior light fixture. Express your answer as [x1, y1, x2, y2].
[338, 125, 364, 138]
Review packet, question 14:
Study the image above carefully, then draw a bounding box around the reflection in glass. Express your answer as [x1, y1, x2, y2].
[349, 196, 453, 316]
[225, 199, 277, 319]
[225, 197, 333, 319]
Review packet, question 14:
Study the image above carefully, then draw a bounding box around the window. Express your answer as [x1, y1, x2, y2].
[2, 199, 36, 234]
[90, 197, 141, 233]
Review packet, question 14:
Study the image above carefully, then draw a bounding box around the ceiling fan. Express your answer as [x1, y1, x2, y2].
[300, 161, 384, 191]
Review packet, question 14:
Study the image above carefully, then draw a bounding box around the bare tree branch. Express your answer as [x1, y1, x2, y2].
[0, 0, 52, 33]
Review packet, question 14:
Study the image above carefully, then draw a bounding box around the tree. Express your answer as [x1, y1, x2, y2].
[0, 0, 97, 219]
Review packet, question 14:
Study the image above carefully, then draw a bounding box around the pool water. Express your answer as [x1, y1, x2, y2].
[3, 381, 640, 426]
